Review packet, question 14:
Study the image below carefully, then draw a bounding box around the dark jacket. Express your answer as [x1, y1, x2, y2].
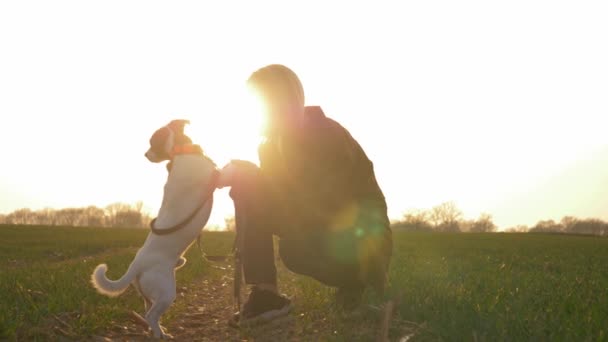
[258, 106, 388, 230]
[258, 106, 392, 289]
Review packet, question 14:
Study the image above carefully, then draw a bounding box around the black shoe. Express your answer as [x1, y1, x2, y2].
[229, 287, 292, 328]
[335, 285, 365, 311]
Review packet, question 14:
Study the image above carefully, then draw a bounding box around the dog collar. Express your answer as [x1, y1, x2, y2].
[170, 144, 204, 158]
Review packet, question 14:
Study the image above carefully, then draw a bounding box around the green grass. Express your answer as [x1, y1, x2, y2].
[0, 225, 233, 340]
[1, 226, 607, 341]
[388, 233, 608, 341]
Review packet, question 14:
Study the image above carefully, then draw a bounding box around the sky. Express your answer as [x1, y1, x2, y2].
[1, 0, 607, 229]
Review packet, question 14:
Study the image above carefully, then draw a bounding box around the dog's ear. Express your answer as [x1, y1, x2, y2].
[167, 119, 190, 133]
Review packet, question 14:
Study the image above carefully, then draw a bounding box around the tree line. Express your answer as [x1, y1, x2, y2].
[1, 200, 606, 236]
[0, 202, 153, 228]
[392, 201, 608, 236]
[392, 201, 497, 233]
[523, 216, 608, 236]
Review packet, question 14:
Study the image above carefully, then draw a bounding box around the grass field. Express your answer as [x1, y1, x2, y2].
[1, 225, 607, 341]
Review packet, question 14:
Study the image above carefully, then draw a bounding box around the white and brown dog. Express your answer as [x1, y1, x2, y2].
[91, 119, 217, 339]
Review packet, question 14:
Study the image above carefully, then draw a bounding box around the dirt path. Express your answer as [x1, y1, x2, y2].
[92, 262, 301, 341]
[93, 271, 230, 341]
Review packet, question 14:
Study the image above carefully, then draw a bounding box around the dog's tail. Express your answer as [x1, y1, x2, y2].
[91, 263, 137, 297]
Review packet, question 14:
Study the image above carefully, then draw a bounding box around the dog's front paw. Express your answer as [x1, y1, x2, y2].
[217, 162, 238, 188]
[217, 160, 259, 189]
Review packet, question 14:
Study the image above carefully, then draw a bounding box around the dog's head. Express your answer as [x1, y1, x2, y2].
[145, 119, 192, 163]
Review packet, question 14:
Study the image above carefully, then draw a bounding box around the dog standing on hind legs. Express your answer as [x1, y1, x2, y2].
[90, 119, 218, 339]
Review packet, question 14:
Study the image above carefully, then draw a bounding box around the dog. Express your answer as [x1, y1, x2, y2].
[91, 119, 217, 339]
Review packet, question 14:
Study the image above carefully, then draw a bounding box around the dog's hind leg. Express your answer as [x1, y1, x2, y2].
[141, 271, 176, 339]
[134, 277, 153, 314]
[146, 300, 174, 339]
[145, 294, 176, 338]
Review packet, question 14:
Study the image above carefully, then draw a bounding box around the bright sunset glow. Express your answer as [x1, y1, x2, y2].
[1, 1, 607, 229]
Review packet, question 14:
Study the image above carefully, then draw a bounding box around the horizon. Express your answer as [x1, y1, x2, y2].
[1, 1, 607, 230]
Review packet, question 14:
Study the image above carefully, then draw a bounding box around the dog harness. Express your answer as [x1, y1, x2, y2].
[149, 144, 219, 235]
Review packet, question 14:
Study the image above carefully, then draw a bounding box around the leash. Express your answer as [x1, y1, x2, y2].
[233, 203, 246, 312]
[195, 212, 241, 312]
[196, 234, 205, 261]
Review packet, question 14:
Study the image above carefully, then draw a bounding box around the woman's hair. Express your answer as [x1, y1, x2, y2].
[247, 64, 305, 115]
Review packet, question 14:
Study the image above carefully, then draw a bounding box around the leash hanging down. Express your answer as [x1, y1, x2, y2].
[232, 200, 247, 312]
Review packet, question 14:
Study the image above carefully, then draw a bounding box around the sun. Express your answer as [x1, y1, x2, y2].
[187, 83, 267, 168]
[241, 84, 269, 138]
